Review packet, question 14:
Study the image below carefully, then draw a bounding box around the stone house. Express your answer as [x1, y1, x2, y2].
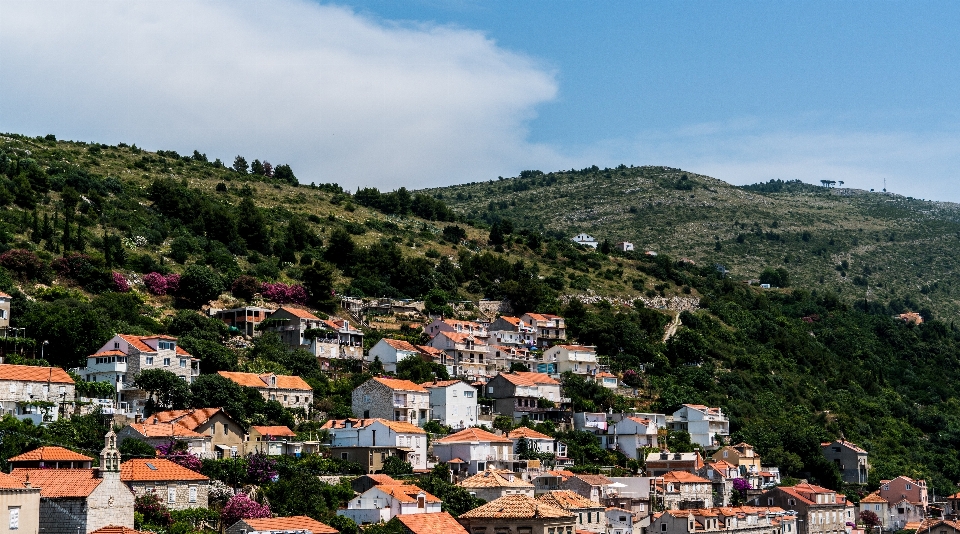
[712, 442, 763, 477]
[0, 471, 40, 534]
[0, 364, 75, 423]
[537, 490, 606, 533]
[656, 471, 714, 510]
[117, 422, 212, 457]
[561, 474, 612, 503]
[7, 446, 93, 469]
[645, 451, 704, 476]
[262, 307, 363, 360]
[338, 483, 441, 525]
[245, 426, 302, 456]
[879, 476, 928, 529]
[79, 335, 199, 417]
[226, 516, 339, 534]
[0, 291, 10, 336]
[321, 418, 428, 470]
[489, 345, 536, 373]
[217, 371, 312, 410]
[607, 507, 635, 534]
[649, 506, 797, 534]
[456, 494, 575, 534]
[858, 492, 890, 531]
[396, 512, 469, 534]
[367, 338, 422, 373]
[485, 372, 564, 423]
[120, 458, 209, 510]
[916, 520, 960, 534]
[353, 377, 430, 426]
[758, 482, 854, 534]
[488, 316, 538, 348]
[606, 416, 659, 460]
[424, 379, 480, 429]
[821, 440, 869, 485]
[668, 405, 730, 448]
[10, 431, 135, 534]
[541, 345, 598, 377]
[458, 469, 535, 502]
[519, 313, 566, 348]
[433, 427, 514, 475]
[425, 318, 488, 341]
[145, 408, 244, 458]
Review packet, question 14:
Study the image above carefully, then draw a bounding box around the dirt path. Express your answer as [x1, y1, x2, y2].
[662, 312, 682, 343]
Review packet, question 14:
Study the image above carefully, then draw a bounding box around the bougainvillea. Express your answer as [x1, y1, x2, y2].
[156, 441, 202, 472]
[112, 272, 130, 292]
[143, 272, 181, 296]
[246, 453, 278, 485]
[260, 282, 308, 305]
[231, 275, 261, 301]
[732, 477, 751, 492]
[0, 249, 44, 279]
[220, 494, 271, 527]
[135, 492, 172, 526]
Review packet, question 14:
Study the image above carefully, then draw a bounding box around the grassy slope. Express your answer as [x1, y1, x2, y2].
[422, 166, 960, 319]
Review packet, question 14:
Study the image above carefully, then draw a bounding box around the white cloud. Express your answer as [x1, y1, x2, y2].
[0, 0, 563, 189]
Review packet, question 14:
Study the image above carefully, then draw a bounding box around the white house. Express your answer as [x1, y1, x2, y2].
[592, 371, 618, 389]
[507, 426, 556, 456]
[432, 427, 514, 475]
[487, 316, 537, 348]
[668, 404, 730, 448]
[337, 483, 441, 525]
[367, 338, 422, 373]
[426, 331, 492, 379]
[352, 377, 430, 427]
[425, 318, 488, 340]
[542, 345, 599, 376]
[572, 233, 598, 248]
[605, 416, 659, 460]
[423, 380, 482, 429]
[321, 418, 428, 469]
[80, 334, 199, 416]
[0, 364, 75, 424]
[616, 242, 635, 252]
[606, 507, 635, 534]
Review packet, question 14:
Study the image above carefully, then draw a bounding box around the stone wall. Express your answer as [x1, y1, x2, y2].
[127, 481, 209, 510]
[86, 474, 135, 532]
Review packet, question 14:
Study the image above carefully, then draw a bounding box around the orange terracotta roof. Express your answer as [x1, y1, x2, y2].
[625, 416, 652, 426]
[275, 306, 320, 320]
[89, 526, 151, 534]
[571, 474, 613, 486]
[507, 427, 553, 440]
[458, 494, 574, 519]
[440, 331, 487, 344]
[663, 471, 712, 484]
[397, 512, 468, 534]
[416, 345, 445, 357]
[376, 484, 441, 503]
[0, 292, 10, 298]
[0, 364, 74, 384]
[917, 520, 960, 534]
[119, 334, 152, 352]
[552, 345, 595, 352]
[381, 338, 420, 352]
[320, 418, 426, 434]
[251, 425, 297, 437]
[240, 516, 338, 534]
[8, 446, 93, 463]
[0, 472, 28, 489]
[121, 458, 208, 482]
[595, 372, 616, 378]
[372, 376, 427, 392]
[435, 427, 512, 444]
[537, 490, 603, 509]
[363, 474, 400, 485]
[821, 439, 867, 454]
[459, 470, 534, 489]
[10, 468, 103, 497]
[124, 422, 208, 439]
[147, 407, 224, 429]
[498, 371, 560, 387]
[217, 371, 312, 391]
[91, 350, 127, 357]
[423, 380, 467, 388]
[499, 316, 522, 325]
[860, 493, 887, 504]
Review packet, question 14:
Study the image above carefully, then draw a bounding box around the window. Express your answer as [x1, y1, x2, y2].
[906, 483, 912, 490]
[223, 424, 229, 436]
[464, 391, 474, 398]
[163, 357, 171, 366]
[159, 341, 175, 350]
[453, 390, 458, 397]
[189, 486, 197, 503]
[8, 384, 14, 393]
[488, 386, 494, 393]
[768, 498, 774, 505]
[883, 484, 889, 491]
[146, 356, 154, 365]
[114, 342, 120, 349]
[168, 486, 177, 503]
[9, 506, 20, 530]
[340, 452, 348, 460]
[180, 359, 186, 368]
[661, 524, 668, 532]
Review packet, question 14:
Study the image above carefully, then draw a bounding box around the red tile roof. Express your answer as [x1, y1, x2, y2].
[551, 345, 596, 352]
[251, 425, 297, 437]
[147, 407, 224, 430]
[507, 427, 553, 440]
[320, 418, 426, 434]
[821, 439, 867, 454]
[397, 512, 468, 534]
[498, 371, 560, 387]
[571, 474, 613, 486]
[8, 446, 93, 463]
[440, 331, 487, 344]
[91, 350, 127, 357]
[662, 471, 711, 484]
[416, 345, 445, 358]
[275, 306, 321, 320]
[381, 338, 420, 352]
[0, 472, 28, 489]
[372, 376, 427, 392]
[119, 334, 153, 352]
[121, 459, 208, 482]
[0, 364, 75, 384]
[375, 484, 441, 503]
[423, 379, 468, 388]
[240, 516, 338, 534]
[537, 490, 603, 509]
[217, 371, 312, 391]
[458, 494, 574, 519]
[124, 422, 208, 439]
[436, 427, 512, 444]
[89, 526, 151, 534]
[10, 469, 103, 497]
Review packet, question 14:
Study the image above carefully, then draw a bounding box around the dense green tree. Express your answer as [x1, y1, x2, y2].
[396, 356, 449, 383]
[135, 369, 192, 413]
[177, 264, 225, 307]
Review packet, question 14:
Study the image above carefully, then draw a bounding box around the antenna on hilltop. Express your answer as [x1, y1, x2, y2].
[883, 177, 887, 193]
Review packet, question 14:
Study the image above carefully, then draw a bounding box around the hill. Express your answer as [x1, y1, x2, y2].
[422, 166, 960, 320]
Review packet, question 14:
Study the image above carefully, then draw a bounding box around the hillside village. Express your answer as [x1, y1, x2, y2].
[2, 294, 959, 534]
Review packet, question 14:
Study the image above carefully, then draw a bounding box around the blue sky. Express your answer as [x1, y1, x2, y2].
[3, 1, 960, 199]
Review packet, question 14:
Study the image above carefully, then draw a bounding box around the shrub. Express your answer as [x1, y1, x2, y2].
[135, 493, 171, 527]
[220, 494, 270, 528]
[260, 282, 308, 305]
[230, 275, 260, 301]
[0, 249, 44, 280]
[112, 272, 130, 292]
[143, 272, 181, 296]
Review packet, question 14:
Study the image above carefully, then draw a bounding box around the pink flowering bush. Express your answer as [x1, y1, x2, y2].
[246, 453, 278, 485]
[156, 441, 202, 472]
[220, 494, 271, 527]
[260, 282, 308, 305]
[112, 272, 130, 292]
[143, 272, 181, 296]
[0, 249, 45, 280]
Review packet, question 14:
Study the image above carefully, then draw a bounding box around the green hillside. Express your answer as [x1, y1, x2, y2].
[423, 166, 960, 320]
